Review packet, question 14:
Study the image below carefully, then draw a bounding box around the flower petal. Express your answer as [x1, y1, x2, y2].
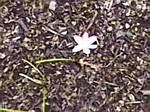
[83, 48, 90, 54]
[87, 36, 97, 44]
[73, 35, 83, 44]
[82, 32, 89, 39]
[89, 44, 97, 49]
[72, 45, 82, 52]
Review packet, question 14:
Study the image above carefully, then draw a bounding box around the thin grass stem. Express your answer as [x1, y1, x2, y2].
[36, 58, 73, 64]
[22, 59, 45, 78]
[19, 73, 43, 85]
[0, 107, 27, 112]
[42, 88, 47, 112]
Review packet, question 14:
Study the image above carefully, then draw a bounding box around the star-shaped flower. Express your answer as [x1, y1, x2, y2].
[72, 32, 97, 54]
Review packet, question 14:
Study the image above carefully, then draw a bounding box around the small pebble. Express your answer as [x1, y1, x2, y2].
[107, 26, 113, 32]
[137, 4, 142, 9]
[0, 52, 6, 59]
[119, 25, 123, 29]
[116, 30, 124, 37]
[3, 67, 9, 73]
[135, 27, 138, 31]
[122, 2, 129, 6]
[12, 36, 21, 42]
[23, 37, 31, 42]
[49, 0, 57, 11]
[29, 110, 35, 112]
[13, 25, 20, 34]
[71, 21, 76, 26]
[61, 31, 67, 35]
[142, 4, 147, 10]
[0, 81, 2, 87]
[125, 23, 130, 29]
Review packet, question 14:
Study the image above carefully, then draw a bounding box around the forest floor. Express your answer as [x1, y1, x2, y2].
[0, 0, 150, 112]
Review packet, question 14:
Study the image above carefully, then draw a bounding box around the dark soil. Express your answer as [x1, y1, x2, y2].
[0, 0, 150, 112]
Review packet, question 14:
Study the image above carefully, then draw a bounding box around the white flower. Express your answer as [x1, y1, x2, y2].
[72, 32, 97, 54]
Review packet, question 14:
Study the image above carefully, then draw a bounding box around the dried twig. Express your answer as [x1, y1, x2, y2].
[79, 58, 103, 71]
[85, 10, 98, 32]
[17, 19, 28, 32]
[141, 90, 150, 95]
[108, 0, 113, 12]
[125, 101, 142, 104]
[79, 53, 122, 70]
[43, 25, 65, 37]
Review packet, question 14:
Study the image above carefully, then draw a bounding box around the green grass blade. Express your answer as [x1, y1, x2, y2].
[19, 73, 43, 85]
[0, 107, 27, 112]
[36, 58, 73, 64]
[22, 59, 45, 78]
[42, 88, 47, 112]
